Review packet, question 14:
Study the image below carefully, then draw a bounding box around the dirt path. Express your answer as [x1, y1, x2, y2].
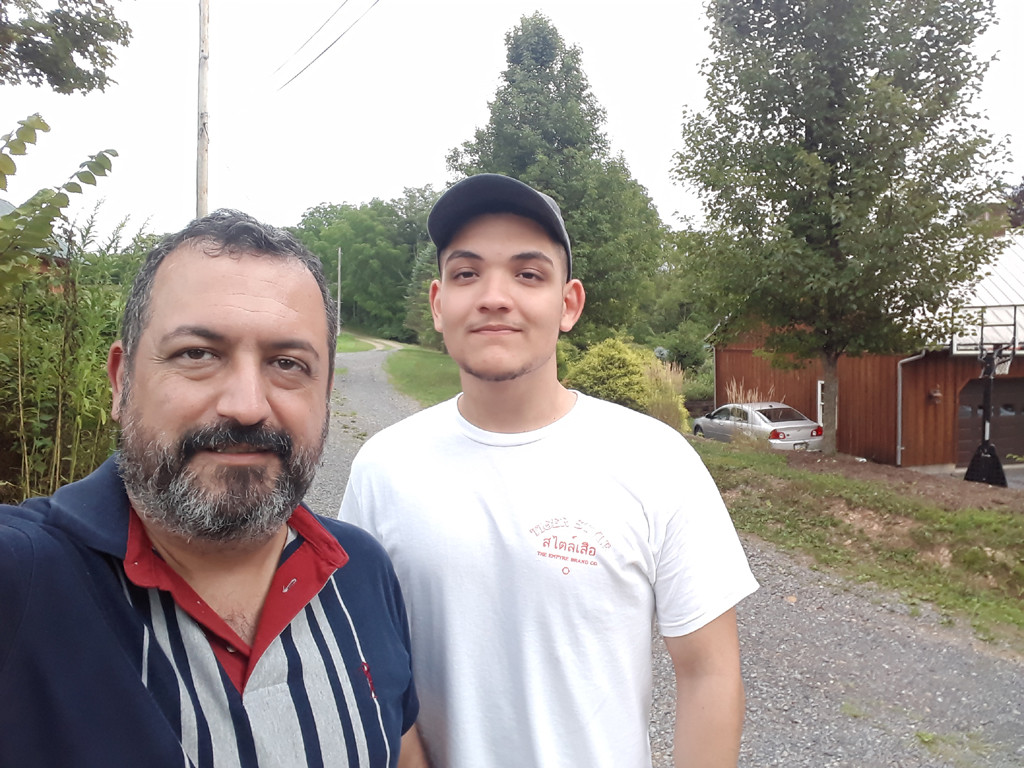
[307, 347, 1024, 768]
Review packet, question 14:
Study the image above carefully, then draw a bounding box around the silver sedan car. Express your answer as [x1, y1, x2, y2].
[692, 402, 823, 451]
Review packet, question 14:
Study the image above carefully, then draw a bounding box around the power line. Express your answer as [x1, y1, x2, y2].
[274, 0, 354, 75]
[278, 0, 384, 91]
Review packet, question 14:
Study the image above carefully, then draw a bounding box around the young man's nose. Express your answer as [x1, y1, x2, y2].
[476, 273, 514, 312]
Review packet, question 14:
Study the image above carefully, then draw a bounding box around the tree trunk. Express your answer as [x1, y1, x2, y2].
[820, 351, 840, 455]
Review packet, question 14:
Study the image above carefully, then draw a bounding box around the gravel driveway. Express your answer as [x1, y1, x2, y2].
[307, 349, 1024, 768]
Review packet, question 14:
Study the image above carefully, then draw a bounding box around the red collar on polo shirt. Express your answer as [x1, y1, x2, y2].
[123, 505, 349, 693]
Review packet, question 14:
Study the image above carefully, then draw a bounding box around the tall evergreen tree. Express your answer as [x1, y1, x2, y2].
[675, 0, 1007, 454]
[448, 13, 665, 341]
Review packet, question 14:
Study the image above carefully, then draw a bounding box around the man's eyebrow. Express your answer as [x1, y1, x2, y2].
[441, 250, 483, 267]
[162, 326, 224, 344]
[161, 326, 321, 360]
[442, 250, 556, 267]
[510, 250, 555, 267]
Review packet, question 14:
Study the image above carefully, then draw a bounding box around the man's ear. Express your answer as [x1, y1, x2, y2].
[559, 279, 586, 333]
[429, 279, 444, 333]
[107, 341, 127, 422]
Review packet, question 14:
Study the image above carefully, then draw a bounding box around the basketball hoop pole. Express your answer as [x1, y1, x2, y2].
[964, 349, 1008, 487]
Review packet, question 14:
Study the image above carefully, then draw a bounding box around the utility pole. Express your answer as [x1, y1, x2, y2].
[196, 0, 210, 218]
[337, 247, 342, 335]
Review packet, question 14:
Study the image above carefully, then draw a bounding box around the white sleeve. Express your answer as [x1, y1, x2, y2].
[338, 463, 373, 534]
[651, 444, 759, 637]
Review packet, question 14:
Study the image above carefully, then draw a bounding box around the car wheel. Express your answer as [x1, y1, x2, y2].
[693, 426, 704, 437]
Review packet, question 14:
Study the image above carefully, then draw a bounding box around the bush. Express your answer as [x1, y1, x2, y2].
[564, 338, 693, 432]
[682, 357, 715, 401]
[556, 337, 582, 380]
[564, 338, 650, 411]
[652, 322, 710, 371]
[0, 224, 145, 503]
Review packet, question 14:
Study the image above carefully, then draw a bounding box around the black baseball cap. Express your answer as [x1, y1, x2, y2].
[427, 174, 573, 280]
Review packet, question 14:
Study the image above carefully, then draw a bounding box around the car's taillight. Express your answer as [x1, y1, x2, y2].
[769, 429, 785, 440]
[812, 426, 823, 437]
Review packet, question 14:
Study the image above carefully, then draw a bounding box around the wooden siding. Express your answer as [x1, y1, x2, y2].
[900, 354, 989, 466]
[715, 345, 1024, 466]
[713, 347, 822, 419]
[837, 355, 898, 464]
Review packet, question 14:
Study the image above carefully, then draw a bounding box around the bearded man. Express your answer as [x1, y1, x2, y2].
[0, 210, 426, 768]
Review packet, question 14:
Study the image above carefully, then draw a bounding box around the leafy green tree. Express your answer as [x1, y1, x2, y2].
[1, 0, 131, 94]
[1009, 176, 1024, 229]
[448, 12, 665, 342]
[403, 241, 443, 350]
[633, 229, 718, 370]
[675, 0, 1006, 454]
[294, 187, 435, 341]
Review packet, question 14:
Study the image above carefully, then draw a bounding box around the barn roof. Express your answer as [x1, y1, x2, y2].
[950, 233, 1024, 355]
[971, 234, 1024, 306]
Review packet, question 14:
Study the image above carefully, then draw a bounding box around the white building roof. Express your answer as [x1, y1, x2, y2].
[971, 235, 1024, 306]
[951, 234, 1024, 355]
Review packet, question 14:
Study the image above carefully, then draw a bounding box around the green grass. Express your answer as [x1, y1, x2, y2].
[915, 730, 992, 765]
[384, 348, 461, 406]
[336, 332, 375, 353]
[691, 438, 1024, 647]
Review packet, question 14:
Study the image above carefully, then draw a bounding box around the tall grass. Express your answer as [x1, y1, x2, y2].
[644, 360, 690, 431]
[725, 378, 776, 404]
[0, 219, 147, 503]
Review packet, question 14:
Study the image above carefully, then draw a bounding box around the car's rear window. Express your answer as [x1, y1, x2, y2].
[757, 407, 804, 423]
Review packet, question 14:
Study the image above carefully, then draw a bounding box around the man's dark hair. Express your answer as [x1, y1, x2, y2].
[120, 209, 338, 370]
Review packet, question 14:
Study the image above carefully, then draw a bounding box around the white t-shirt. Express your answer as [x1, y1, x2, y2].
[340, 393, 758, 768]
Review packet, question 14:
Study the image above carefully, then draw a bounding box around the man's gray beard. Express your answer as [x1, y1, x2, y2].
[116, 402, 327, 544]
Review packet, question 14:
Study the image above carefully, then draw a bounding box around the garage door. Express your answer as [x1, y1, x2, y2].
[956, 377, 1024, 467]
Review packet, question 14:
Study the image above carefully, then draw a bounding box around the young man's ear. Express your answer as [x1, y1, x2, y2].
[560, 279, 586, 333]
[429, 279, 444, 333]
[107, 341, 127, 422]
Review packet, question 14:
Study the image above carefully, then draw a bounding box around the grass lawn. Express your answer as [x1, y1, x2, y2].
[690, 438, 1024, 648]
[385, 345, 1024, 649]
[385, 348, 461, 406]
[336, 332, 376, 353]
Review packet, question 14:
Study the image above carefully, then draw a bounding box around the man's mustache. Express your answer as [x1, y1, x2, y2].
[179, 422, 293, 462]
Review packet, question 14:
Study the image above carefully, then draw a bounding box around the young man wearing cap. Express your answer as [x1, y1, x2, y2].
[340, 174, 758, 767]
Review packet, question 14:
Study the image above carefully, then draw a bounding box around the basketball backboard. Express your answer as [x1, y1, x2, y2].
[951, 304, 1022, 360]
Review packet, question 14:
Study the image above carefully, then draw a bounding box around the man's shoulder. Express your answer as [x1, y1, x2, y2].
[0, 503, 48, 546]
[0, 502, 78, 589]
[569, 394, 704, 476]
[575, 393, 688, 441]
[312, 513, 395, 567]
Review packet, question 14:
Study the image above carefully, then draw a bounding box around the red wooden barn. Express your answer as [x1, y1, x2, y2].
[713, 238, 1024, 468]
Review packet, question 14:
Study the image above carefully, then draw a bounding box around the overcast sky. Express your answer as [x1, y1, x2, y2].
[3, 0, 1022, 238]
